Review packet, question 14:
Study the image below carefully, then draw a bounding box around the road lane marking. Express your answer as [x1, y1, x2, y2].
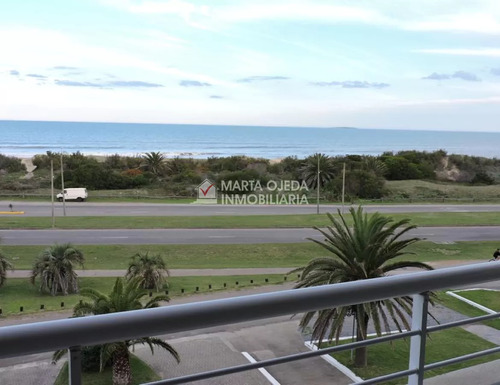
[241, 352, 280, 385]
[101, 236, 130, 239]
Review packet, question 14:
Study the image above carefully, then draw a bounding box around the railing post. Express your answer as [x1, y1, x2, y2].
[68, 346, 82, 385]
[408, 292, 429, 385]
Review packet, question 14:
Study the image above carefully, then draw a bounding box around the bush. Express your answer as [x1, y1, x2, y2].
[471, 172, 495, 185]
[0, 154, 25, 173]
[329, 170, 385, 199]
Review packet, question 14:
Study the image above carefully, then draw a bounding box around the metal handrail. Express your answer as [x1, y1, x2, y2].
[1, 262, 500, 385]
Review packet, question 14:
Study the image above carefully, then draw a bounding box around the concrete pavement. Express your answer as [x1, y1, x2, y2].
[1, 226, 500, 245]
[3, 201, 500, 217]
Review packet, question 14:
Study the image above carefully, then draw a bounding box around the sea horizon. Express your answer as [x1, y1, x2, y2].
[1, 119, 499, 159]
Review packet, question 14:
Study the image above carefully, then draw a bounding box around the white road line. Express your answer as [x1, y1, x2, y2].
[241, 352, 281, 385]
[101, 236, 130, 239]
[446, 291, 497, 314]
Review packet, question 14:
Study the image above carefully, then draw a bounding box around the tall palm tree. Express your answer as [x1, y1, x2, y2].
[300, 153, 336, 190]
[142, 151, 166, 176]
[53, 278, 180, 385]
[291, 207, 433, 367]
[0, 250, 13, 288]
[126, 252, 170, 291]
[30, 243, 84, 296]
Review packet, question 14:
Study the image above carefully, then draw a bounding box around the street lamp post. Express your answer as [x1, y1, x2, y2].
[60, 153, 66, 217]
[50, 159, 55, 228]
[316, 154, 320, 215]
[342, 162, 346, 214]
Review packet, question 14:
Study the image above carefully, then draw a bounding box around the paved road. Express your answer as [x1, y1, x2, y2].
[2, 201, 500, 217]
[1, 226, 499, 245]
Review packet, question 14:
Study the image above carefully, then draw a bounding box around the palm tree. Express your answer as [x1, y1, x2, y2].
[53, 278, 180, 385]
[0, 250, 13, 288]
[126, 252, 170, 291]
[300, 153, 336, 190]
[291, 207, 433, 367]
[142, 151, 166, 176]
[30, 243, 84, 296]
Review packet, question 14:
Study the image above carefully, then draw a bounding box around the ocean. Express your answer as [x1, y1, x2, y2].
[0, 120, 499, 159]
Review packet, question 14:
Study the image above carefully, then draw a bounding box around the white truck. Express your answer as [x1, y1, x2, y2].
[57, 188, 88, 202]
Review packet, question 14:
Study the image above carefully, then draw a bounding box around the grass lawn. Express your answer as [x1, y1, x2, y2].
[329, 328, 500, 384]
[2, 211, 500, 229]
[0, 240, 494, 270]
[0, 274, 295, 316]
[457, 290, 500, 312]
[54, 355, 159, 385]
[437, 291, 500, 330]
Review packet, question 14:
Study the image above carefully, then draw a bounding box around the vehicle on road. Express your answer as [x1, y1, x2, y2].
[57, 188, 88, 202]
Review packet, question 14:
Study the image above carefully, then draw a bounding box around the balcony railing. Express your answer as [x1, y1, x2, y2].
[1, 263, 500, 385]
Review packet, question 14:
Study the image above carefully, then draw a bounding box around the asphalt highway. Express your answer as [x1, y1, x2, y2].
[1, 201, 500, 217]
[1, 226, 499, 245]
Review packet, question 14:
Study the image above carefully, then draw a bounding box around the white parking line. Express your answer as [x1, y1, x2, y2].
[241, 352, 281, 385]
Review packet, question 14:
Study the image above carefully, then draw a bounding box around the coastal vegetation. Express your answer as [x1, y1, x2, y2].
[0, 150, 499, 201]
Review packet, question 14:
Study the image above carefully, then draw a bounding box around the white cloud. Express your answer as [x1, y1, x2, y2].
[104, 0, 500, 35]
[0, 27, 224, 85]
[414, 48, 500, 57]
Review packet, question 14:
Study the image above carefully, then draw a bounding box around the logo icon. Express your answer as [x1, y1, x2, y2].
[195, 179, 217, 204]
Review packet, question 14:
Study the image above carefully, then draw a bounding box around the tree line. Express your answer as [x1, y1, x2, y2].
[0, 150, 498, 199]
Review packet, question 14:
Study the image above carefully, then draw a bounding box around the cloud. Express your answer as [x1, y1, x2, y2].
[9, 70, 19, 76]
[26, 73, 47, 79]
[106, 1, 500, 35]
[452, 70, 480, 81]
[491, 68, 500, 76]
[312, 80, 389, 89]
[237, 75, 290, 83]
[55, 79, 164, 88]
[209, 95, 223, 99]
[108, 80, 163, 87]
[422, 73, 450, 80]
[422, 71, 480, 81]
[179, 80, 212, 87]
[52, 66, 79, 70]
[55, 80, 104, 87]
[414, 48, 500, 57]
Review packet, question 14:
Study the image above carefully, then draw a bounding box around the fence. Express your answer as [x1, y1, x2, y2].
[1, 263, 500, 384]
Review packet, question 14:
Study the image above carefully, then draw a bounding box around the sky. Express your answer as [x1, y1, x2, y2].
[1, 0, 500, 131]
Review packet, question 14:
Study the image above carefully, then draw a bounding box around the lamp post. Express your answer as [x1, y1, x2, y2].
[316, 153, 320, 215]
[341, 162, 346, 214]
[60, 153, 66, 217]
[50, 159, 55, 228]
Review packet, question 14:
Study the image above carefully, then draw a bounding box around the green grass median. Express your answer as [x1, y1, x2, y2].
[1, 241, 495, 270]
[2, 211, 500, 229]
